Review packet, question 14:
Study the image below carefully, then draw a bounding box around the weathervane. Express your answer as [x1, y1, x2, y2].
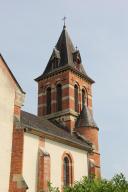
[62, 16, 67, 28]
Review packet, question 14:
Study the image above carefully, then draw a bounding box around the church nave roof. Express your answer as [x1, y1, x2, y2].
[21, 110, 92, 152]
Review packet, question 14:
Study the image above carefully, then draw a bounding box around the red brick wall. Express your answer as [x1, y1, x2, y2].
[9, 106, 27, 192]
[38, 70, 92, 114]
[38, 71, 69, 116]
[78, 127, 99, 151]
[77, 127, 101, 177]
[38, 137, 50, 192]
[37, 70, 92, 131]
[37, 69, 100, 177]
[38, 151, 50, 192]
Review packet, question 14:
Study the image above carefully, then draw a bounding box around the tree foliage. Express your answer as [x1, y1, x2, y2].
[45, 173, 128, 192]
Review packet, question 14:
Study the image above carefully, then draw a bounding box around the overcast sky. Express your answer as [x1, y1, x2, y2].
[0, 0, 128, 179]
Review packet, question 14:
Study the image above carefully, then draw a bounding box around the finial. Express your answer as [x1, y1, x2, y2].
[62, 16, 67, 29]
[75, 46, 78, 50]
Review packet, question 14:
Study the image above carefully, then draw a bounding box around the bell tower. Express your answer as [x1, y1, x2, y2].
[35, 25, 101, 177]
[35, 25, 94, 131]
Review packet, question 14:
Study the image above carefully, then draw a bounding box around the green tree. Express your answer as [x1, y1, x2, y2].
[46, 173, 128, 192]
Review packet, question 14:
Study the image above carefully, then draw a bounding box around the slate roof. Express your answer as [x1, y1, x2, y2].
[21, 110, 92, 151]
[75, 105, 98, 129]
[35, 26, 94, 83]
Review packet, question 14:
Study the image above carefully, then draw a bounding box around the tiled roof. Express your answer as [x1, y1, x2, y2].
[21, 110, 92, 151]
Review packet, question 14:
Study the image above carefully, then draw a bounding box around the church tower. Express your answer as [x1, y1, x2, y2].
[35, 25, 101, 177]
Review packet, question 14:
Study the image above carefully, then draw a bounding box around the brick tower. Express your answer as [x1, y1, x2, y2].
[35, 25, 100, 177]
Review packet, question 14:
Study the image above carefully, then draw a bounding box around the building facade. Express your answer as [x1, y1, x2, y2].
[0, 25, 100, 192]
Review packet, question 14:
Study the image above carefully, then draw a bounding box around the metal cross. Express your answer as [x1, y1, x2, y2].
[62, 16, 67, 26]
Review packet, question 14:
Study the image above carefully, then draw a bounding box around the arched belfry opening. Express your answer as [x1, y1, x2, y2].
[46, 87, 51, 114]
[74, 84, 79, 112]
[56, 84, 62, 111]
[82, 88, 87, 107]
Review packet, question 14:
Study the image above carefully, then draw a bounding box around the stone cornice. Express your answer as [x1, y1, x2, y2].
[40, 108, 79, 119]
[35, 65, 94, 84]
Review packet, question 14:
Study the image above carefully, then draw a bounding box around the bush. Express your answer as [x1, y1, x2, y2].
[47, 173, 128, 192]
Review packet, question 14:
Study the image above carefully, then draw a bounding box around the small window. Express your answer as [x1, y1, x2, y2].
[74, 84, 78, 112]
[64, 157, 70, 186]
[46, 87, 51, 114]
[62, 154, 73, 187]
[56, 84, 62, 111]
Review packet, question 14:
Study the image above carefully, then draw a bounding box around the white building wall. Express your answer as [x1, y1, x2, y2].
[0, 58, 15, 192]
[45, 138, 88, 188]
[23, 133, 88, 192]
[23, 133, 39, 192]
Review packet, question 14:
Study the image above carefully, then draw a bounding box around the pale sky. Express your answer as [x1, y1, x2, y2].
[0, 0, 128, 179]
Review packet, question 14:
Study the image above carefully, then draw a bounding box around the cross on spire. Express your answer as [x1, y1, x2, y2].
[75, 46, 78, 50]
[62, 16, 67, 28]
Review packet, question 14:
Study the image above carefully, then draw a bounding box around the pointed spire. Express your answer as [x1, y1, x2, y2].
[76, 105, 98, 129]
[35, 25, 94, 83]
[55, 25, 75, 67]
[42, 26, 87, 76]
